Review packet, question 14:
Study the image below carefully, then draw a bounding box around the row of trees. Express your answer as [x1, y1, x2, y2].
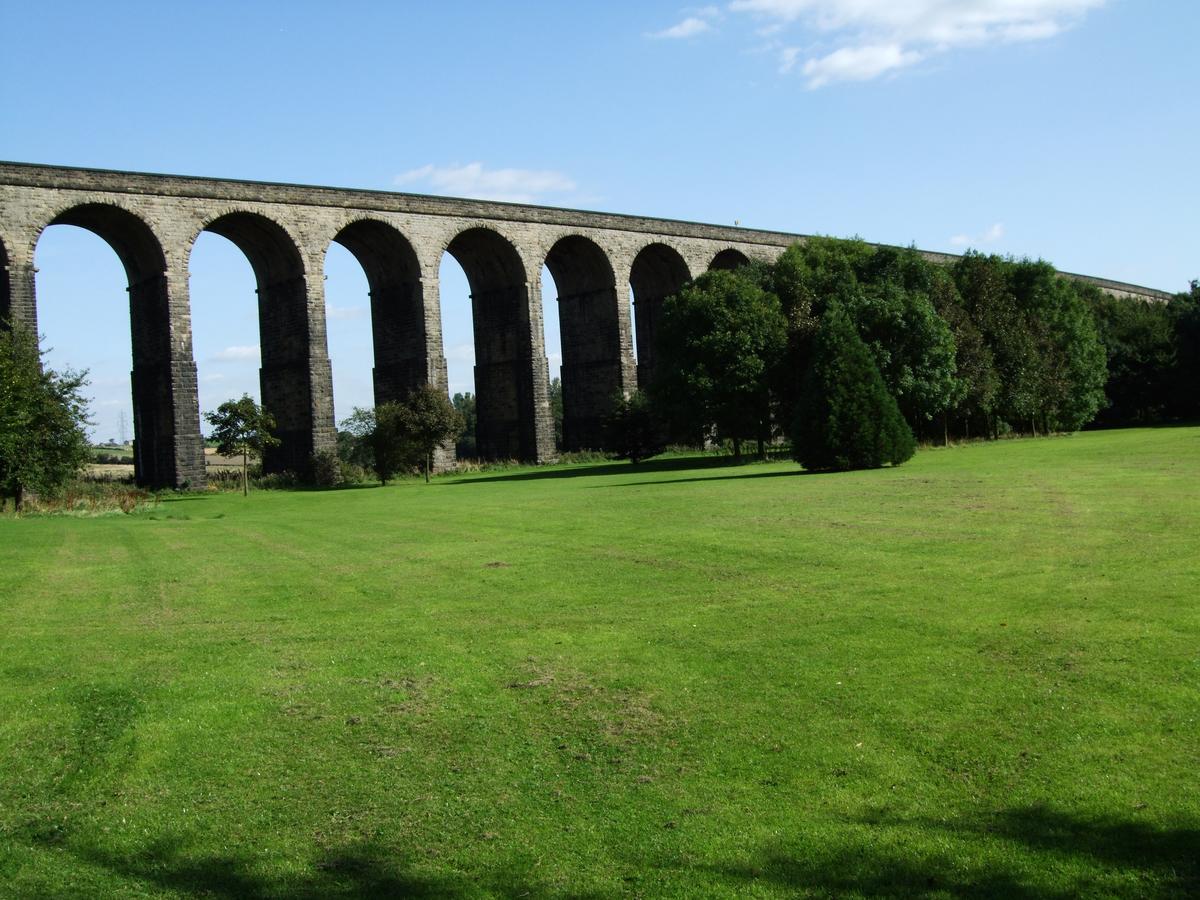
[612, 239, 1198, 470]
[3, 240, 1196, 502]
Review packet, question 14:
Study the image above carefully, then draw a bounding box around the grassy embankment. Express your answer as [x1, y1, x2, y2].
[1, 427, 1197, 897]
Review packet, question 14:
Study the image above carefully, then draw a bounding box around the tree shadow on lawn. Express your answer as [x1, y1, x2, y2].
[28, 805, 1197, 898]
[702, 805, 1198, 898]
[34, 831, 611, 899]
[447, 454, 792, 486]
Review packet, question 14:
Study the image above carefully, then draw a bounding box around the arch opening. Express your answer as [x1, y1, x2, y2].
[445, 227, 552, 461]
[629, 243, 691, 391]
[709, 248, 751, 271]
[34, 204, 201, 488]
[544, 236, 632, 451]
[193, 212, 328, 473]
[329, 220, 431, 417]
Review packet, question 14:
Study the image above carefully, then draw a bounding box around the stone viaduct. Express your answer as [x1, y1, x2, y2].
[0, 162, 1174, 489]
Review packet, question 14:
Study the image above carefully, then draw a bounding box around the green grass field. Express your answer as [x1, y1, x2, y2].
[1, 428, 1197, 898]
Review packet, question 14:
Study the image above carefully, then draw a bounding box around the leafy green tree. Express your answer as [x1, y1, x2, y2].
[654, 268, 787, 460]
[1088, 289, 1178, 425]
[451, 391, 477, 458]
[1017, 264, 1107, 433]
[0, 325, 93, 510]
[845, 247, 959, 434]
[204, 394, 279, 496]
[380, 385, 465, 483]
[766, 241, 958, 437]
[1169, 283, 1200, 421]
[953, 253, 1044, 435]
[929, 268, 998, 440]
[339, 406, 377, 469]
[603, 390, 664, 464]
[792, 302, 915, 472]
[370, 401, 408, 486]
[768, 239, 867, 415]
[841, 279, 958, 434]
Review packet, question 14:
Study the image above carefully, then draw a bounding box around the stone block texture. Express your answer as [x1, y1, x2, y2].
[0, 162, 1174, 488]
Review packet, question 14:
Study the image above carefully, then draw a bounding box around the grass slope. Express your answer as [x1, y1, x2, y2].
[1, 428, 1197, 898]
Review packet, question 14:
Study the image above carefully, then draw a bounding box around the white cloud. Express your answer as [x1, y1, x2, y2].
[802, 43, 923, 86]
[326, 304, 366, 321]
[212, 345, 260, 362]
[728, 0, 1105, 87]
[394, 162, 577, 204]
[444, 342, 476, 363]
[949, 222, 1005, 248]
[649, 16, 715, 39]
[648, 5, 722, 39]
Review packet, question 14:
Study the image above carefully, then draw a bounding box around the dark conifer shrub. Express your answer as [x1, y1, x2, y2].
[792, 302, 916, 471]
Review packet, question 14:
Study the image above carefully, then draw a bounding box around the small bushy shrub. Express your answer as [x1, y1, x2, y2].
[310, 449, 344, 488]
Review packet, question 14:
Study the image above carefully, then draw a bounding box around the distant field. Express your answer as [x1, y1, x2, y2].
[86, 447, 241, 480]
[1, 429, 1197, 897]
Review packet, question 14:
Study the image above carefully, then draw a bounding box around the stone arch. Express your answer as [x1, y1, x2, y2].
[33, 203, 204, 488]
[629, 242, 692, 390]
[192, 210, 331, 473]
[444, 226, 552, 461]
[544, 235, 633, 451]
[329, 218, 437, 409]
[709, 248, 751, 271]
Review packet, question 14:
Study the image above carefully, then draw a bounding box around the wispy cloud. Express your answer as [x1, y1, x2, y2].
[394, 163, 577, 203]
[801, 43, 923, 85]
[648, 5, 721, 39]
[949, 222, 1006, 249]
[444, 342, 476, 364]
[650, 16, 714, 39]
[326, 304, 367, 321]
[212, 345, 260, 362]
[728, 0, 1105, 87]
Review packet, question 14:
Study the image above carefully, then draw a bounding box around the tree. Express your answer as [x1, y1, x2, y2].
[792, 302, 915, 472]
[339, 406, 377, 470]
[451, 392, 477, 458]
[954, 254, 1048, 436]
[603, 390, 663, 464]
[1086, 288, 1177, 426]
[840, 278, 958, 433]
[766, 240, 958, 438]
[1015, 264, 1107, 433]
[548, 377, 564, 451]
[769, 239, 867, 418]
[929, 267, 998, 440]
[204, 395, 279, 496]
[370, 402, 408, 486]
[378, 385, 465, 484]
[1168, 283, 1200, 421]
[845, 247, 959, 434]
[0, 325, 93, 510]
[654, 268, 787, 460]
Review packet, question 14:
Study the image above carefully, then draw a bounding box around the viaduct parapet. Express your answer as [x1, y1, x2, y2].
[0, 162, 1174, 488]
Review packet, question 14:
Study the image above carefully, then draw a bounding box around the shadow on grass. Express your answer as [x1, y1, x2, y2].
[706, 806, 1198, 898]
[592, 468, 813, 488]
[32, 806, 1196, 898]
[159, 482, 385, 504]
[446, 454, 781, 485]
[36, 832, 610, 899]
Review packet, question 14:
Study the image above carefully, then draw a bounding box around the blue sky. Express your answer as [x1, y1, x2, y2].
[2, 0, 1196, 441]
